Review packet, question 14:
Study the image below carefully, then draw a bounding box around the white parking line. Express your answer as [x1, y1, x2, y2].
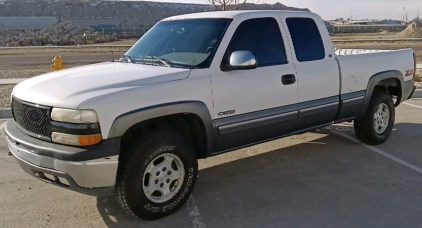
[187, 195, 206, 228]
[331, 130, 422, 175]
[403, 102, 422, 109]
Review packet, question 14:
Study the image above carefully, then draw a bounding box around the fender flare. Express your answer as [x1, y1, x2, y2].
[108, 101, 216, 155]
[359, 70, 403, 118]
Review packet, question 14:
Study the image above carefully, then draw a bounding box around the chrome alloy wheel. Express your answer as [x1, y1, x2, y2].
[142, 153, 185, 203]
[373, 103, 390, 134]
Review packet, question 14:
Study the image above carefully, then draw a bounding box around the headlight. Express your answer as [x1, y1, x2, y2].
[51, 108, 98, 123]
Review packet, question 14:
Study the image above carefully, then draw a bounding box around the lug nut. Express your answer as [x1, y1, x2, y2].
[160, 183, 164, 188]
[162, 167, 166, 172]
[155, 179, 159, 184]
[156, 171, 160, 176]
[167, 171, 171, 175]
[166, 179, 170, 183]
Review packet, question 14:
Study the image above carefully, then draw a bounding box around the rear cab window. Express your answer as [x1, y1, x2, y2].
[286, 17, 325, 62]
[222, 17, 288, 68]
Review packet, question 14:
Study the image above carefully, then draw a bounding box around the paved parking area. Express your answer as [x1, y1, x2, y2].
[1, 92, 422, 228]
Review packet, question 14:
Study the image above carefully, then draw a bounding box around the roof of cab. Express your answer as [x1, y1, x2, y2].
[163, 10, 312, 21]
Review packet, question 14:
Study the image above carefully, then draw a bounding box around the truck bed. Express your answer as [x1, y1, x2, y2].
[335, 48, 415, 94]
[335, 49, 391, 55]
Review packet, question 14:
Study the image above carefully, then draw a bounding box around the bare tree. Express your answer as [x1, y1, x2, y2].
[206, 0, 250, 11]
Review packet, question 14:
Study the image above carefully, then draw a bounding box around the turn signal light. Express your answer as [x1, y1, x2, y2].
[79, 134, 102, 146]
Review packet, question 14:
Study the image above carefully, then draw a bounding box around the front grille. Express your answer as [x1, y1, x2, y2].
[12, 98, 51, 139]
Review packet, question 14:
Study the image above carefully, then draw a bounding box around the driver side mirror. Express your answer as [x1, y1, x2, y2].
[223, 50, 258, 71]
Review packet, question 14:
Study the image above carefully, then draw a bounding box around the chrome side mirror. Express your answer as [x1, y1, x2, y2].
[228, 51, 258, 70]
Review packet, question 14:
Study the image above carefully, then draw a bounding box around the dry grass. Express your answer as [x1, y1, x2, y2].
[415, 73, 422, 82]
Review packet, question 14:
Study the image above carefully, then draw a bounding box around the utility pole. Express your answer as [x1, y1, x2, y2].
[403, 7, 405, 22]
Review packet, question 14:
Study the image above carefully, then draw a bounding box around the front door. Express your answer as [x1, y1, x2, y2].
[210, 15, 299, 151]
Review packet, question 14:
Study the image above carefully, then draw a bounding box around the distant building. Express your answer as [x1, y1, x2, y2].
[379, 20, 402, 25]
[347, 20, 379, 25]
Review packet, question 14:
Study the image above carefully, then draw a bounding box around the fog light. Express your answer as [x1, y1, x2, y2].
[52, 132, 102, 146]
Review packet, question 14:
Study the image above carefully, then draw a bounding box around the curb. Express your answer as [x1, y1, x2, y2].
[0, 108, 12, 119]
[0, 78, 27, 85]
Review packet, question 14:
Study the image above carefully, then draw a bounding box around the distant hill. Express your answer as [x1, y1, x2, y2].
[0, 0, 309, 28]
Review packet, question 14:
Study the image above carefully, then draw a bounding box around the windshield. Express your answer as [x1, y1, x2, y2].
[124, 19, 231, 68]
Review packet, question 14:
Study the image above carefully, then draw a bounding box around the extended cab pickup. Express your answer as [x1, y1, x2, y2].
[5, 10, 416, 219]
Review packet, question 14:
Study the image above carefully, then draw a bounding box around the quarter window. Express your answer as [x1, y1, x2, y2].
[286, 17, 325, 62]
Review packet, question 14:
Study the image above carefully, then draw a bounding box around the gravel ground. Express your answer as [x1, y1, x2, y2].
[0, 85, 13, 109]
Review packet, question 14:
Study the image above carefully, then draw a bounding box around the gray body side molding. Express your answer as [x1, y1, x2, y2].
[108, 101, 216, 154]
[359, 70, 404, 118]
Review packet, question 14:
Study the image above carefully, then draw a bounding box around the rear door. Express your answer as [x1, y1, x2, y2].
[282, 15, 340, 129]
[210, 14, 299, 151]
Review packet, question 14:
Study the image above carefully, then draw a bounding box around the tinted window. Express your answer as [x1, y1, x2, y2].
[286, 18, 325, 62]
[223, 17, 288, 67]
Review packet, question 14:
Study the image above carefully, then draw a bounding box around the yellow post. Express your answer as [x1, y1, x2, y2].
[51, 56, 66, 71]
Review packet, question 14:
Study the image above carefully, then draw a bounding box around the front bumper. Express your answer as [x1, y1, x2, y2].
[5, 120, 120, 196]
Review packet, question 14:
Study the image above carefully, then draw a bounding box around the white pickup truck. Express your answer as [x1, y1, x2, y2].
[5, 10, 416, 219]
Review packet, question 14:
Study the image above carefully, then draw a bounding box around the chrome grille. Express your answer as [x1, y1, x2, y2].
[12, 98, 51, 139]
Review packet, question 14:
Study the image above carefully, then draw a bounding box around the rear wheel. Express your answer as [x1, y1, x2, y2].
[354, 89, 395, 145]
[116, 131, 198, 220]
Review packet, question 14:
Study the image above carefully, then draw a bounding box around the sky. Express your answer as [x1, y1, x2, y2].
[133, 0, 421, 20]
[278, 0, 421, 20]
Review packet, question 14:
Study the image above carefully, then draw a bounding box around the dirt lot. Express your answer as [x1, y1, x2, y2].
[0, 36, 421, 108]
[331, 32, 397, 40]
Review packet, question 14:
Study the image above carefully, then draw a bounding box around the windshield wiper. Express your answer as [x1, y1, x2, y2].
[120, 54, 135, 63]
[142, 56, 171, 67]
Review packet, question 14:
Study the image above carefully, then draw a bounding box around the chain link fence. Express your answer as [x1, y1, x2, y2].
[327, 24, 407, 33]
[90, 26, 153, 38]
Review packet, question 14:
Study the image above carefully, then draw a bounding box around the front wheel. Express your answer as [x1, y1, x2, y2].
[354, 89, 395, 145]
[116, 131, 198, 220]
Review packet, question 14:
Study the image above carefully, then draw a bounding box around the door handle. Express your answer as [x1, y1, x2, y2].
[282, 74, 296, 85]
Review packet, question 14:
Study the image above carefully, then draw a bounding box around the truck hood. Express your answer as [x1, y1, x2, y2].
[12, 62, 191, 108]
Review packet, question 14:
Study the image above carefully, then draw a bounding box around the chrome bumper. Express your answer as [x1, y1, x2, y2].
[5, 120, 120, 196]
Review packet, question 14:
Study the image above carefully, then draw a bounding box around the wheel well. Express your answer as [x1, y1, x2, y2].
[118, 113, 208, 164]
[374, 78, 402, 105]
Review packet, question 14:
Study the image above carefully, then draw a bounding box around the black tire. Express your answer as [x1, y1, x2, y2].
[116, 131, 198, 220]
[354, 89, 395, 145]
